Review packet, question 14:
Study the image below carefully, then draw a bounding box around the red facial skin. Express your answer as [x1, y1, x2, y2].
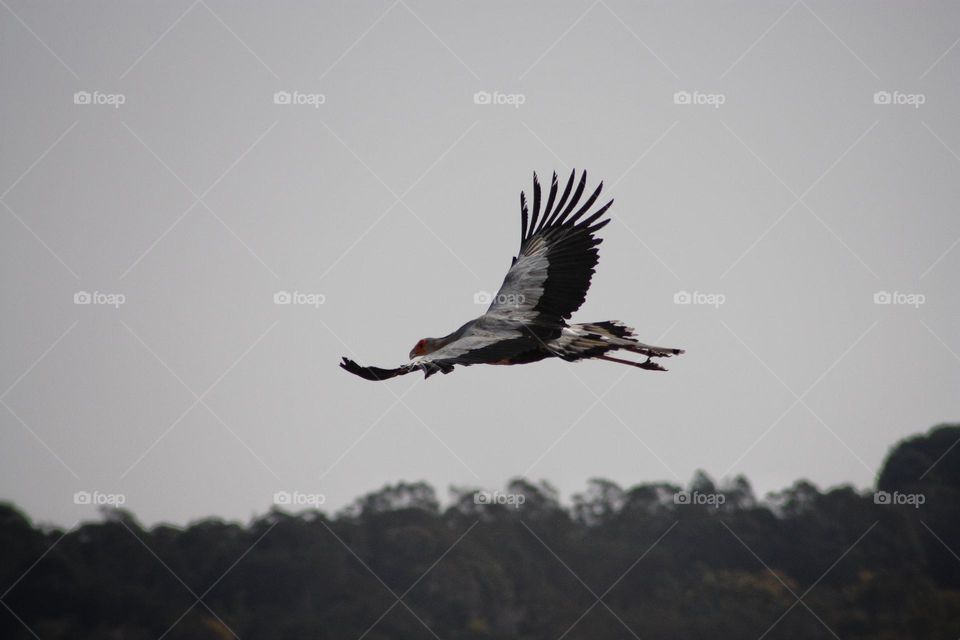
[409, 339, 428, 359]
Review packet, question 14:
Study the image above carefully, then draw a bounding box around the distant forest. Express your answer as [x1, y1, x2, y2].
[2, 424, 959, 640]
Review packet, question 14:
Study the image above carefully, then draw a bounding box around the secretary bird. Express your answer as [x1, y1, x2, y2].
[340, 170, 684, 381]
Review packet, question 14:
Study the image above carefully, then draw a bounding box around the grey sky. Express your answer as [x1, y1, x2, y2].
[1, 0, 958, 527]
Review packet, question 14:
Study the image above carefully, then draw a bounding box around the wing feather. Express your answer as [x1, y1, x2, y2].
[546, 170, 576, 229]
[541, 172, 559, 227]
[485, 170, 613, 329]
[519, 191, 529, 243]
[553, 170, 587, 227]
[530, 172, 542, 234]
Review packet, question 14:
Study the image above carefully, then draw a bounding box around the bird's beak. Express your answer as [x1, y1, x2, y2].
[409, 348, 418, 360]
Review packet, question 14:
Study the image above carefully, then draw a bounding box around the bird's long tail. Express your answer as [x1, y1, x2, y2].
[553, 321, 684, 371]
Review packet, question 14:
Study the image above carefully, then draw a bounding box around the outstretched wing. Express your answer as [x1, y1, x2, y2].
[485, 170, 612, 332]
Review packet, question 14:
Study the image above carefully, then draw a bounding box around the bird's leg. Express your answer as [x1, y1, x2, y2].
[595, 354, 667, 371]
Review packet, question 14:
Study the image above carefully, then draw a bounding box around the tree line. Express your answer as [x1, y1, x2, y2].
[2, 424, 959, 639]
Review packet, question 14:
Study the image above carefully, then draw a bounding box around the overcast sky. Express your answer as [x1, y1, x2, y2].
[2, 0, 959, 528]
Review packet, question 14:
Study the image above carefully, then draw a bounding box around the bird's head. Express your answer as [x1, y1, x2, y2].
[409, 338, 437, 359]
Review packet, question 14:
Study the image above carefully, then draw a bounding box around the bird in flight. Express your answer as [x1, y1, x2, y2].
[340, 170, 684, 381]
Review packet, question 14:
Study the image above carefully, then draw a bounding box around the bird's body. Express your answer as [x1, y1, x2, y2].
[340, 170, 684, 381]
